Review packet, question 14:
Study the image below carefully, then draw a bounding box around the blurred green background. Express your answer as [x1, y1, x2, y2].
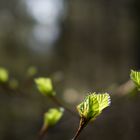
[0, 0, 140, 140]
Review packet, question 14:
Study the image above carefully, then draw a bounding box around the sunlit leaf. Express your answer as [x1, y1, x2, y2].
[130, 70, 140, 90]
[77, 93, 111, 121]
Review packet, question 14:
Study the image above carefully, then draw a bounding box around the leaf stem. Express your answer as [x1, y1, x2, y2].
[38, 124, 49, 140]
[72, 117, 89, 140]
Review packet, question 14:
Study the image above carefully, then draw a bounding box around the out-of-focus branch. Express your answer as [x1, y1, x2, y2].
[114, 80, 135, 96]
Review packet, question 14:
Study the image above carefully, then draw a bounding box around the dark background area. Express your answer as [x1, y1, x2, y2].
[0, 0, 140, 140]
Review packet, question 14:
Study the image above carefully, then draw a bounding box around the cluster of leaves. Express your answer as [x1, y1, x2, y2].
[35, 77, 64, 138]
[1, 66, 140, 140]
[0, 66, 38, 91]
[35, 77, 111, 140]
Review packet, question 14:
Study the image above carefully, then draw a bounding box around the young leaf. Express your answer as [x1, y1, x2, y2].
[0, 67, 9, 83]
[130, 70, 140, 90]
[43, 108, 64, 127]
[35, 77, 55, 96]
[72, 93, 111, 140]
[77, 92, 111, 121]
[39, 108, 64, 140]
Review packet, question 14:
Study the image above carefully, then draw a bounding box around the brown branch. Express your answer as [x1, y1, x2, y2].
[72, 117, 90, 140]
[38, 124, 49, 140]
[114, 80, 135, 96]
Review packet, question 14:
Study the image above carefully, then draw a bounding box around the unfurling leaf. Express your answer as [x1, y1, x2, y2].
[77, 92, 111, 121]
[72, 93, 111, 140]
[43, 108, 64, 127]
[35, 77, 55, 96]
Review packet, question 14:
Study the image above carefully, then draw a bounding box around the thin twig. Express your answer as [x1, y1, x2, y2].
[38, 124, 49, 140]
[114, 80, 135, 96]
[72, 117, 89, 140]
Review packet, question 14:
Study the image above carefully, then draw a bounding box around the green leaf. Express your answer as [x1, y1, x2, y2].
[130, 70, 140, 90]
[35, 77, 55, 96]
[77, 93, 111, 121]
[43, 108, 64, 127]
[0, 67, 9, 83]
